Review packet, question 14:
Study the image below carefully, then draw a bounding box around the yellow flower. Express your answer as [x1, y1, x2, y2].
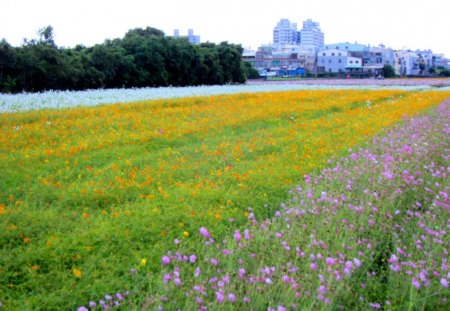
[140, 258, 147, 266]
[72, 268, 82, 278]
[183, 231, 189, 237]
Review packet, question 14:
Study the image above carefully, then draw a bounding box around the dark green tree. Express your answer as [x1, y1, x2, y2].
[382, 64, 396, 78]
[0, 25, 249, 93]
[0, 40, 18, 92]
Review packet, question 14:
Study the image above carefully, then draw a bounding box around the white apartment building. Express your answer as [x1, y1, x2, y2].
[273, 19, 298, 46]
[299, 19, 324, 49]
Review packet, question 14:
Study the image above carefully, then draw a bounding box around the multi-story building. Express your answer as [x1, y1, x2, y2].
[247, 44, 317, 77]
[395, 50, 418, 76]
[317, 48, 355, 73]
[299, 19, 324, 49]
[187, 29, 200, 45]
[273, 19, 298, 46]
[173, 29, 200, 45]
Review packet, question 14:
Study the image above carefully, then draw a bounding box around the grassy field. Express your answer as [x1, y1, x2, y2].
[1, 89, 449, 309]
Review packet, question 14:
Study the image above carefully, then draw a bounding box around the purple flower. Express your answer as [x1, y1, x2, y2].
[354, 258, 361, 267]
[388, 254, 398, 263]
[89, 301, 97, 308]
[116, 293, 124, 301]
[238, 268, 246, 279]
[163, 273, 172, 283]
[325, 257, 336, 265]
[382, 170, 394, 180]
[161, 255, 171, 265]
[440, 278, 448, 288]
[199, 227, 211, 239]
[222, 249, 231, 255]
[310, 263, 318, 270]
[277, 306, 287, 311]
[210, 258, 218, 266]
[244, 229, 251, 240]
[77, 307, 88, 311]
[369, 303, 381, 309]
[228, 293, 236, 302]
[174, 277, 182, 286]
[189, 254, 197, 263]
[216, 291, 224, 303]
[412, 277, 421, 289]
[194, 267, 201, 278]
[234, 230, 241, 242]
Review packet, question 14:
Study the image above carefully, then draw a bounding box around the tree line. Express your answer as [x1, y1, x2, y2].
[0, 26, 257, 93]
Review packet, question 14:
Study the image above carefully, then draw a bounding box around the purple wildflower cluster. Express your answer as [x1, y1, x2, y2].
[77, 291, 129, 310]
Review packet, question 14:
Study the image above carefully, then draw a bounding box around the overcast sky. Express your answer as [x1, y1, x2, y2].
[1, 0, 449, 56]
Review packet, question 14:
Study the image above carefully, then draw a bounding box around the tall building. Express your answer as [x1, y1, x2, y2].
[187, 29, 200, 45]
[300, 19, 324, 49]
[173, 29, 200, 45]
[273, 19, 298, 46]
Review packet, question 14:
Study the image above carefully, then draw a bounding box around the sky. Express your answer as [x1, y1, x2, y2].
[1, 0, 449, 57]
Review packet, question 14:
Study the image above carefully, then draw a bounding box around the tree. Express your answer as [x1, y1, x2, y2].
[382, 64, 396, 78]
[38, 25, 55, 46]
[419, 62, 426, 75]
[243, 62, 260, 79]
[0, 25, 249, 93]
[439, 69, 450, 77]
[0, 39, 18, 92]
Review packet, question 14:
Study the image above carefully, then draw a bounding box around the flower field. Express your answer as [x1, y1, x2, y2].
[0, 89, 449, 310]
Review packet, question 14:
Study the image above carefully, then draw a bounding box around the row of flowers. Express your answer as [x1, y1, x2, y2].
[1, 82, 446, 113]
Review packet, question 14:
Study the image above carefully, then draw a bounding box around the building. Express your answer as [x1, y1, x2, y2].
[273, 19, 298, 46]
[395, 50, 417, 76]
[317, 48, 352, 73]
[299, 19, 324, 49]
[187, 29, 200, 45]
[324, 42, 395, 76]
[173, 29, 200, 45]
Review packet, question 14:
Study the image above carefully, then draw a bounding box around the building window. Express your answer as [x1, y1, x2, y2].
[349, 60, 353, 64]
[356, 60, 359, 64]
[338, 59, 342, 63]
[338, 53, 341, 56]
[322, 53, 326, 56]
[331, 53, 335, 56]
[345, 46, 348, 49]
[336, 46, 339, 49]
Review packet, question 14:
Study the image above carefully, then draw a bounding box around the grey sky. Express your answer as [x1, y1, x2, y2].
[1, 0, 449, 56]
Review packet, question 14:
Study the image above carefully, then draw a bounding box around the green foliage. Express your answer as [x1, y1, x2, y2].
[439, 68, 450, 77]
[243, 61, 260, 79]
[0, 26, 248, 93]
[382, 64, 396, 78]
